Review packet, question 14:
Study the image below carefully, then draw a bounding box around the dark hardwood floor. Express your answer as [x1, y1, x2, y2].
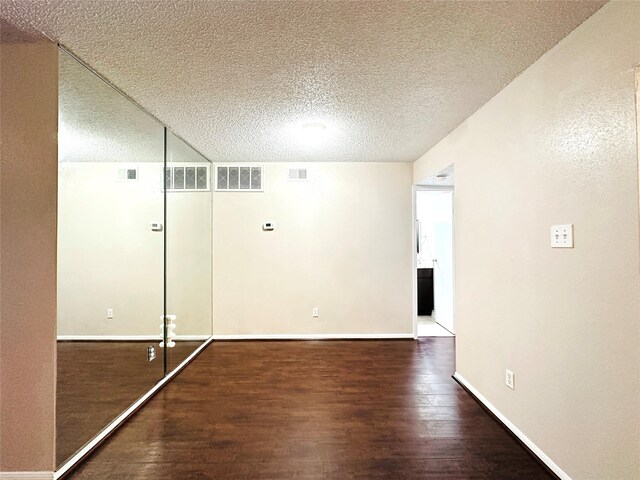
[67, 339, 554, 479]
[57, 340, 203, 466]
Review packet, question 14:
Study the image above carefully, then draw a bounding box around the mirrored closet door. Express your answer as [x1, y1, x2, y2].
[57, 48, 212, 469]
[165, 131, 213, 372]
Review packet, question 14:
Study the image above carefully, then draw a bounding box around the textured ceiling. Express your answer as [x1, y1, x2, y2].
[58, 50, 164, 163]
[3, 0, 605, 163]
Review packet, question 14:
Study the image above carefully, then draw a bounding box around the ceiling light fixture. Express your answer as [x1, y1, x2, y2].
[299, 122, 327, 145]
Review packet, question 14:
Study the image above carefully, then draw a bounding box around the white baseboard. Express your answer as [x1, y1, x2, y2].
[212, 333, 414, 340]
[54, 336, 214, 479]
[57, 335, 210, 341]
[0, 473, 54, 480]
[59, 334, 414, 341]
[453, 372, 570, 480]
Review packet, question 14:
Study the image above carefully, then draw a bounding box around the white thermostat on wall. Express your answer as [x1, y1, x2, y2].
[150, 222, 163, 232]
[262, 222, 275, 231]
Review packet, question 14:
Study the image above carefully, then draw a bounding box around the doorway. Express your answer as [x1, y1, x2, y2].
[413, 165, 455, 338]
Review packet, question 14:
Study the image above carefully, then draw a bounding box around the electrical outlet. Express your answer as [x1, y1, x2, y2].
[505, 369, 515, 390]
[550, 224, 573, 248]
[107, 308, 114, 319]
[312, 307, 319, 318]
[147, 345, 156, 362]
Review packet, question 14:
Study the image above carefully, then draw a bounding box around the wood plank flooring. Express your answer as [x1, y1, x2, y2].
[67, 339, 554, 479]
[57, 341, 203, 466]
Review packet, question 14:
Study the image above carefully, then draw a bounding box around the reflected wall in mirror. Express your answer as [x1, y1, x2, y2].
[165, 132, 213, 371]
[57, 49, 165, 467]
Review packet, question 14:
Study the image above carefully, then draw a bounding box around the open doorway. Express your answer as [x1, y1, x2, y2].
[413, 165, 455, 338]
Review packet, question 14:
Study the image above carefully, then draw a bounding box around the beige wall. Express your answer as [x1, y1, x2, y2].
[213, 162, 413, 336]
[414, 2, 640, 479]
[57, 162, 211, 337]
[637, 67, 640, 222]
[0, 24, 58, 473]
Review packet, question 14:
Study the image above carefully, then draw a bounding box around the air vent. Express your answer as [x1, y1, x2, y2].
[117, 168, 138, 181]
[166, 164, 210, 192]
[215, 165, 263, 192]
[287, 167, 307, 181]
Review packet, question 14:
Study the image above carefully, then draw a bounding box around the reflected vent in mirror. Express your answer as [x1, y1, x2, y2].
[117, 168, 138, 181]
[215, 165, 263, 192]
[166, 164, 210, 192]
[287, 167, 308, 181]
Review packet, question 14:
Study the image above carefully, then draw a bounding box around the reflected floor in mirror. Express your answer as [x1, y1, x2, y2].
[67, 339, 553, 479]
[56, 340, 203, 466]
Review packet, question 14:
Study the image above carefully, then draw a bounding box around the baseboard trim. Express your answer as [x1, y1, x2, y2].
[211, 333, 414, 340]
[0, 473, 54, 480]
[54, 336, 214, 479]
[57, 335, 210, 341]
[453, 372, 569, 480]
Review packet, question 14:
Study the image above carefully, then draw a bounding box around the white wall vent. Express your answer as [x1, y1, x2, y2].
[215, 165, 263, 192]
[287, 167, 308, 181]
[117, 168, 138, 181]
[166, 164, 210, 192]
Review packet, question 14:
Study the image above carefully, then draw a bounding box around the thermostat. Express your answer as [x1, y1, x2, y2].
[262, 222, 275, 231]
[150, 222, 163, 232]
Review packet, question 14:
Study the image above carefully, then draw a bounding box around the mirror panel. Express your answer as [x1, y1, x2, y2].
[165, 131, 213, 371]
[56, 49, 165, 466]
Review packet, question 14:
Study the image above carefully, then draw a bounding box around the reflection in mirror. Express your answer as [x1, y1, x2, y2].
[56, 49, 165, 467]
[165, 131, 213, 371]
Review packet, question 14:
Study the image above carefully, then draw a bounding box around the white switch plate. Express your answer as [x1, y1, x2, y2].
[551, 224, 573, 248]
[505, 369, 515, 390]
[312, 307, 319, 318]
[107, 308, 114, 319]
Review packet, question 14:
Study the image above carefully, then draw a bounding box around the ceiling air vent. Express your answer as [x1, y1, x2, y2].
[287, 167, 308, 181]
[216, 165, 263, 192]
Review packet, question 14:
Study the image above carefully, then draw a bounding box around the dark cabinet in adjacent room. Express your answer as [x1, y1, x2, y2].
[417, 268, 434, 316]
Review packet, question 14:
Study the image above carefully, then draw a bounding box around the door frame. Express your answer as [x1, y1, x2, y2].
[412, 184, 455, 339]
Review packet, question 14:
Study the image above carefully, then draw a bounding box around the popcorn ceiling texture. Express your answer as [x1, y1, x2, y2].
[2, 0, 605, 162]
[58, 50, 165, 164]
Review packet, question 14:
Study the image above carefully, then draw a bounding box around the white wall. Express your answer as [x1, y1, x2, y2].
[57, 162, 211, 337]
[57, 162, 164, 336]
[413, 2, 640, 479]
[212, 162, 413, 336]
[166, 183, 212, 336]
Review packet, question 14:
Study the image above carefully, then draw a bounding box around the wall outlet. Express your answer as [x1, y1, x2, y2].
[550, 224, 573, 248]
[147, 345, 156, 362]
[312, 307, 319, 318]
[107, 308, 114, 319]
[505, 369, 515, 390]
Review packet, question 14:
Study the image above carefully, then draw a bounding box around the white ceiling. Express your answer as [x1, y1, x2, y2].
[3, 0, 605, 163]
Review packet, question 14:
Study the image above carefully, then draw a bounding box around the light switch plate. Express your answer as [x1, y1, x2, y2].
[551, 224, 573, 248]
